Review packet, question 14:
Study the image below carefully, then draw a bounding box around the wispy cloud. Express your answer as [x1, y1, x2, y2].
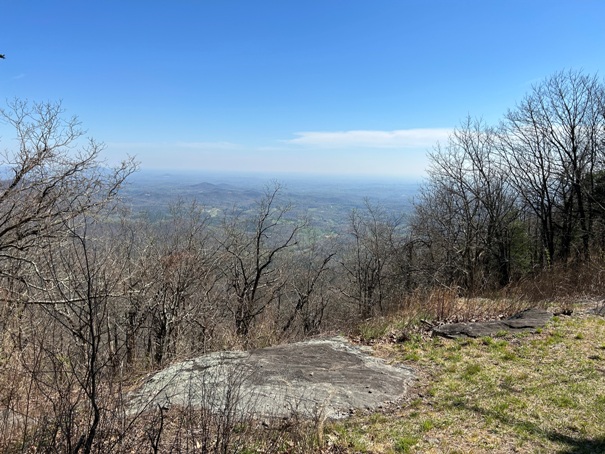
[286, 128, 451, 149]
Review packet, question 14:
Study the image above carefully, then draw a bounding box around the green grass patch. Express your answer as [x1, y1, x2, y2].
[461, 363, 482, 380]
[326, 315, 605, 453]
[393, 436, 418, 453]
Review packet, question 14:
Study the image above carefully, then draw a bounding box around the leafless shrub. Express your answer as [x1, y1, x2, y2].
[507, 258, 605, 306]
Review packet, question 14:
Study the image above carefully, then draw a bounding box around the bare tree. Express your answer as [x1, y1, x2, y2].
[414, 71, 605, 289]
[141, 201, 219, 364]
[413, 117, 518, 291]
[340, 200, 404, 317]
[0, 99, 136, 288]
[499, 70, 605, 263]
[10, 216, 130, 453]
[280, 235, 335, 337]
[216, 183, 304, 338]
[0, 99, 139, 451]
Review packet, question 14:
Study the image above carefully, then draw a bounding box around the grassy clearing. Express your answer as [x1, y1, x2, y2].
[326, 314, 605, 453]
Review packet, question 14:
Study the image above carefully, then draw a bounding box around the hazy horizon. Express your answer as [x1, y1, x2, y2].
[130, 167, 425, 184]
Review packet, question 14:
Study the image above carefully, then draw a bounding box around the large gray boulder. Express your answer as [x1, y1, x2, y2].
[128, 337, 415, 420]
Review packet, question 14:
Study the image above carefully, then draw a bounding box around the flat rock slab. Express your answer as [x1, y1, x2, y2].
[432, 308, 552, 339]
[128, 337, 415, 420]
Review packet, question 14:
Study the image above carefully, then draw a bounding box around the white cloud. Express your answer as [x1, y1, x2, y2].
[286, 128, 451, 149]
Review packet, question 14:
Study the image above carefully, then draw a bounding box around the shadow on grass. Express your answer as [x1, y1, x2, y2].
[549, 433, 605, 454]
[451, 401, 605, 454]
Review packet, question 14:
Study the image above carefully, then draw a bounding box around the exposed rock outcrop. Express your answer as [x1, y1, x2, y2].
[432, 308, 552, 339]
[128, 336, 415, 420]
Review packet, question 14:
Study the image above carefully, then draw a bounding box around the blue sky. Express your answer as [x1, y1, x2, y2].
[1, 1, 604, 177]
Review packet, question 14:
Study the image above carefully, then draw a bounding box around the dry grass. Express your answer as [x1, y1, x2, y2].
[353, 288, 531, 345]
[507, 259, 605, 304]
[327, 310, 605, 453]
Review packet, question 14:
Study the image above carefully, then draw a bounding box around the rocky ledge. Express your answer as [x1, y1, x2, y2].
[128, 336, 415, 420]
[432, 308, 552, 339]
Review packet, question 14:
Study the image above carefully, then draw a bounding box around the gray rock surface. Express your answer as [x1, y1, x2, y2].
[432, 308, 552, 339]
[128, 337, 415, 420]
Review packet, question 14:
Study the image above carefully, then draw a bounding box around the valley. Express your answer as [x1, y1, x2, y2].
[121, 169, 421, 232]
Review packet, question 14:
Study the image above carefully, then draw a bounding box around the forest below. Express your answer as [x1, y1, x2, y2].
[1, 69, 605, 452]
